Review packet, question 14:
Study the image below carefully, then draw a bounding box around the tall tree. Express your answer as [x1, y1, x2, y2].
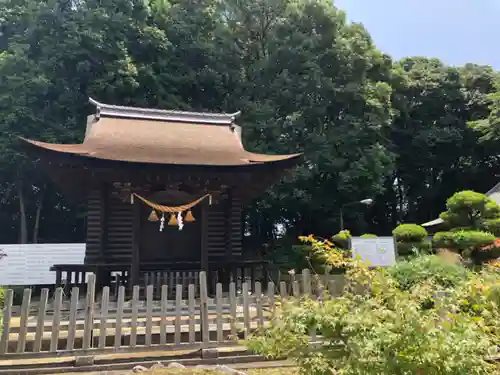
[369, 59, 500, 234]
[217, 0, 395, 245]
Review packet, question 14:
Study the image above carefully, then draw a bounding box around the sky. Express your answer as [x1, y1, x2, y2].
[334, 0, 499, 69]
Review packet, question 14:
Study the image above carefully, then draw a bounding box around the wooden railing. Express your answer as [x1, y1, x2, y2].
[50, 260, 274, 298]
[1, 270, 343, 358]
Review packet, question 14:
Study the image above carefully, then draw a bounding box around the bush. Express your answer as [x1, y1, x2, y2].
[440, 190, 500, 230]
[433, 231, 457, 249]
[392, 224, 428, 242]
[472, 239, 500, 263]
[360, 233, 377, 238]
[453, 267, 500, 339]
[331, 229, 351, 249]
[434, 230, 495, 259]
[248, 239, 498, 375]
[483, 217, 500, 236]
[388, 255, 471, 291]
[452, 230, 495, 252]
[396, 239, 432, 256]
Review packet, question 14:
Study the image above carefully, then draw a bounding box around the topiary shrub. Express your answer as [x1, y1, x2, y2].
[360, 233, 377, 238]
[433, 231, 457, 249]
[331, 229, 352, 249]
[451, 230, 495, 255]
[440, 190, 500, 229]
[396, 240, 432, 256]
[392, 224, 430, 255]
[483, 217, 500, 236]
[393, 224, 428, 242]
[435, 190, 500, 265]
[433, 230, 496, 263]
[473, 238, 500, 263]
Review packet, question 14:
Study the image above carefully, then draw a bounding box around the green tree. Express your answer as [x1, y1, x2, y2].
[368, 61, 500, 235]
[469, 80, 500, 142]
[222, 0, 395, 244]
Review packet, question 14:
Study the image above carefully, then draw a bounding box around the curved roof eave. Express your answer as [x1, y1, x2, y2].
[19, 137, 302, 168]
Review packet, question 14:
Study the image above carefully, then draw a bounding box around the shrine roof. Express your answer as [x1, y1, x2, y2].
[21, 98, 301, 167]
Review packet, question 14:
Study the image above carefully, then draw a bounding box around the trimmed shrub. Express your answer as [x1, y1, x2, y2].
[393, 224, 430, 255]
[483, 217, 500, 236]
[433, 231, 456, 249]
[331, 229, 352, 249]
[472, 238, 500, 263]
[433, 230, 495, 258]
[440, 190, 500, 230]
[360, 233, 377, 238]
[392, 224, 428, 242]
[396, 240, 432, 256]
[451, 230, 495, 254]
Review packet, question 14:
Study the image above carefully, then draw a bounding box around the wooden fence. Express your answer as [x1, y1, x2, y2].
[0, 270, 344, 359]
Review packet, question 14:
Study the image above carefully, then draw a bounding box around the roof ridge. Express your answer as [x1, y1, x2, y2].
[89, 97, 241, 125]
[486, 181, 500, 196]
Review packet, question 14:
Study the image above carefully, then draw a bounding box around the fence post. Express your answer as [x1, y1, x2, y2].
[199, 271, 209, 347]
[83, 274, 96, 350]
[16, 288, 32, 354]
[302, 269, 311, 296]
[0, 289, 13, 354]
[50, 288, 63, 353]
[34, 288, 49, 353]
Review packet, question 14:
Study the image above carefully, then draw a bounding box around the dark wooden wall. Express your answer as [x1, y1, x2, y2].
[85, 187, 243, 264]
[206, 190, 243, 259]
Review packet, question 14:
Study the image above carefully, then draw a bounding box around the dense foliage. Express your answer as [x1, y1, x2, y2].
[0, 0, 499, 251]
[248, 237, 500, 375]
[388, 254, 471, 290]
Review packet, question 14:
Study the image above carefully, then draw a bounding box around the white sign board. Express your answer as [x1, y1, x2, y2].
[351, 237, 396, 267]
[0, 243, 85, 286]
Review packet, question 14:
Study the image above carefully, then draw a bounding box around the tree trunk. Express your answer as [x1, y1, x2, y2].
[33, 186, 46, 244]
[18, 181, 28, 244]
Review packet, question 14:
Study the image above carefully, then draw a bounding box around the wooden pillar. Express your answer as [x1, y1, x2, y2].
[99, 183, 109, 260]
[130, 198, 141, 288]
[225, 189, 233, 258]
[223, 189, 233, 287]
[97, 183, 109, 289]
[200, 200, 209, 273]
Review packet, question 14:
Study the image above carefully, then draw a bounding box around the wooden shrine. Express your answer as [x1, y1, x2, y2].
[21, 98, 301, 292]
